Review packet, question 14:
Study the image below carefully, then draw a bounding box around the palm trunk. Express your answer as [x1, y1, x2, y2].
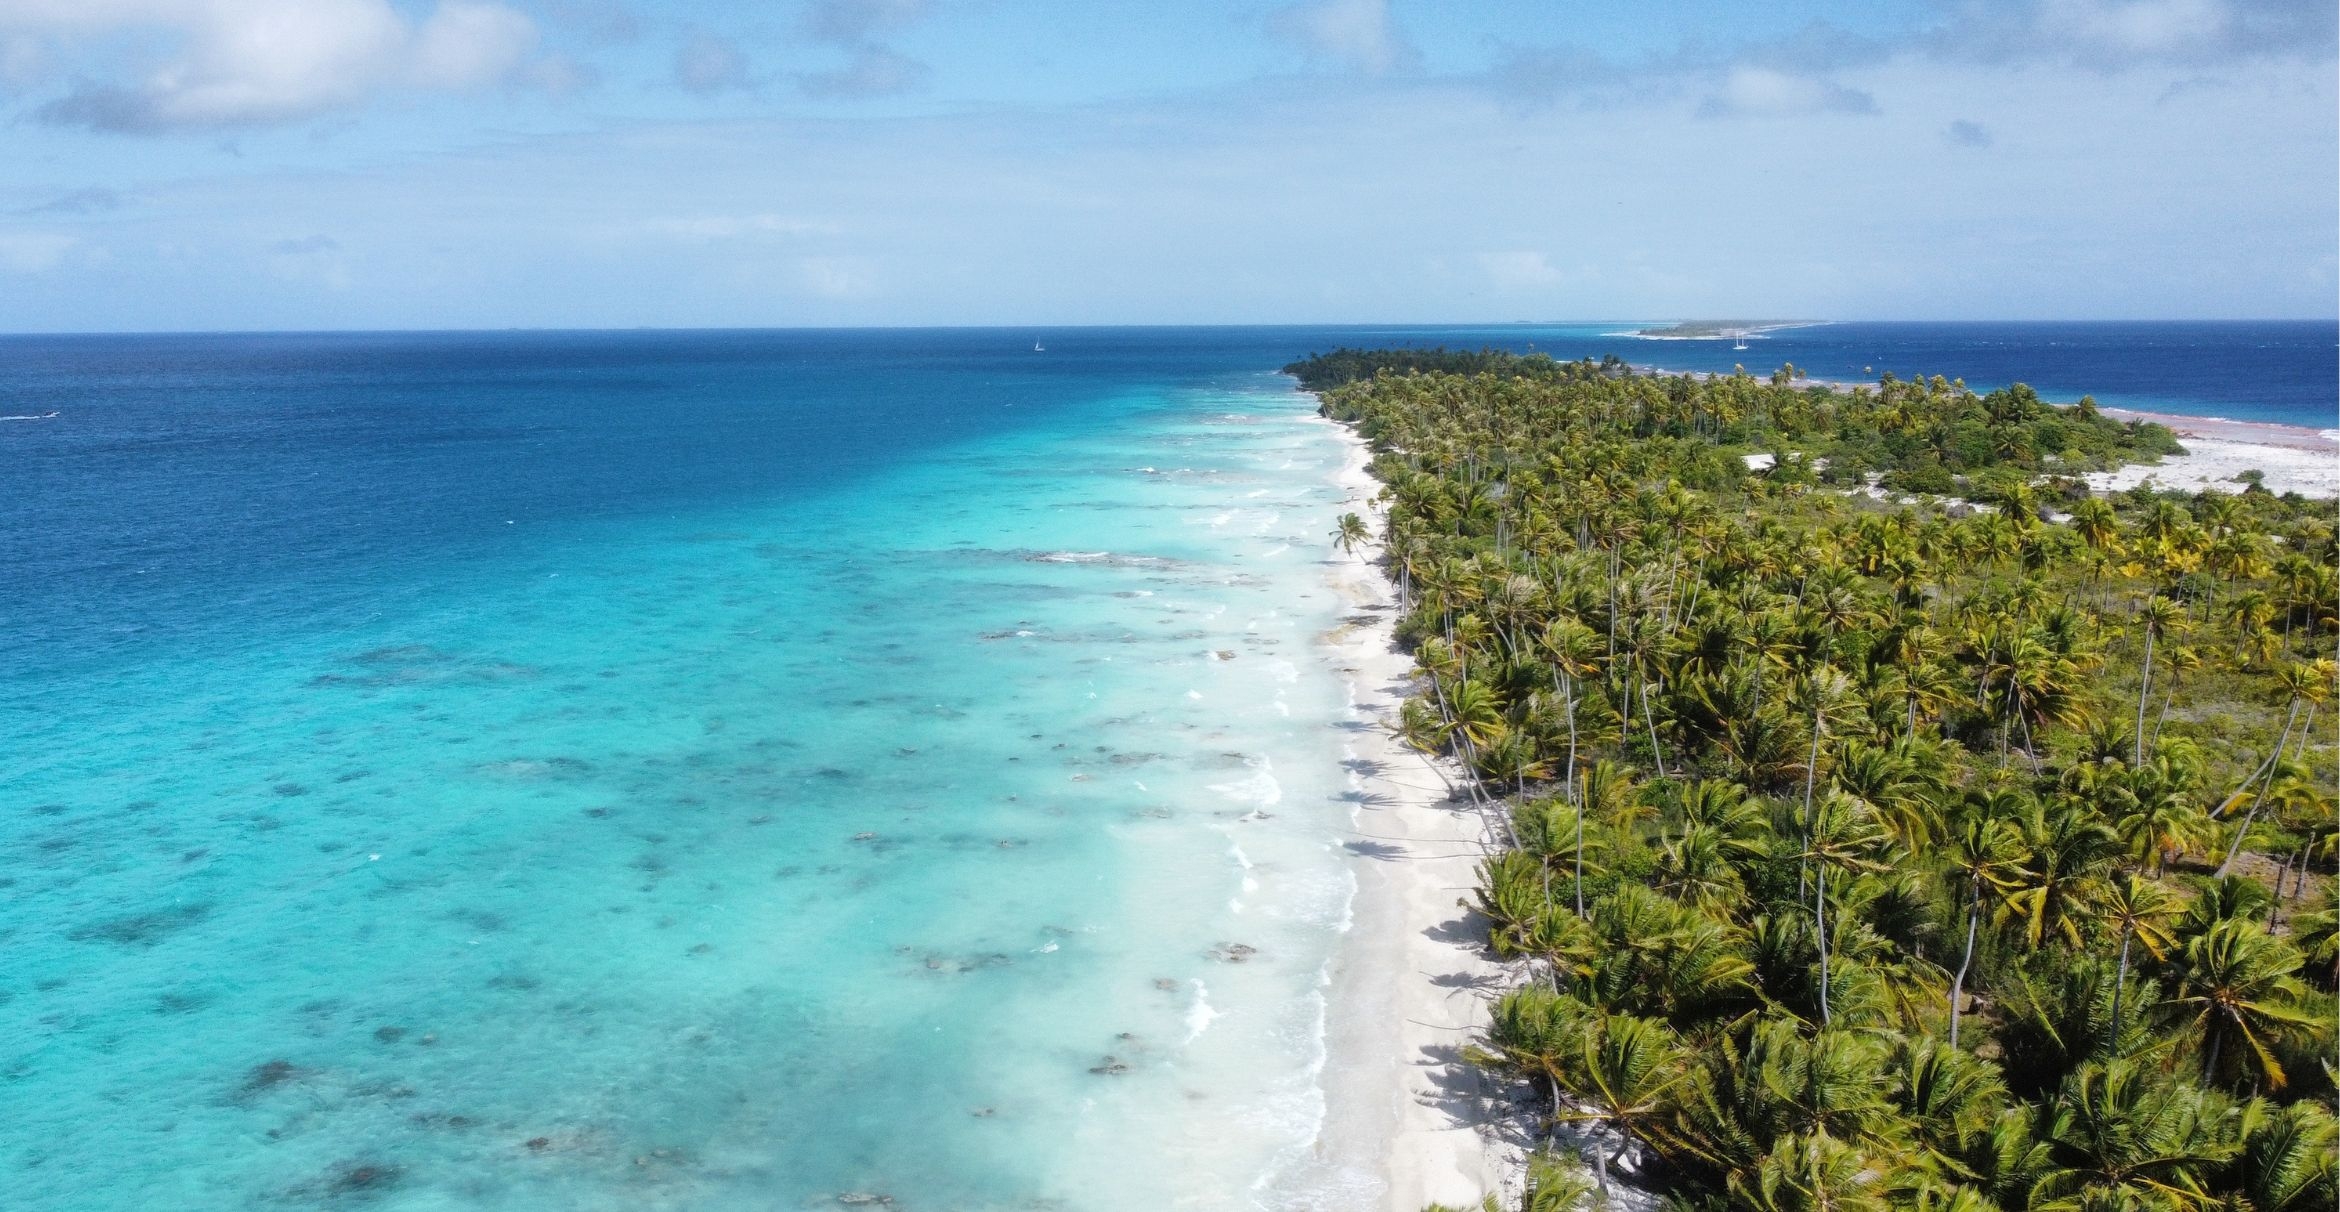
[2015, 700, 2044, 775]
[1799, 701, 1823, 900]
[1815, 860, 1832, 1026]
[2109, 928, 2133, 1050]
[1949, 890, 1980, 1046]
[2151, 678, 2179, 750]
[2135, 624, 2156, 765]
[2216, 698, 2301, 876]
[1642, 662, 1668, 777]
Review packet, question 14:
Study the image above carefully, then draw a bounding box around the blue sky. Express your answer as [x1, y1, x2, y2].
[0, 0, 2332, 330]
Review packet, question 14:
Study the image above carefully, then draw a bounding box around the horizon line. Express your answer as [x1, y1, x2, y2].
[3, 317, 2337, 339]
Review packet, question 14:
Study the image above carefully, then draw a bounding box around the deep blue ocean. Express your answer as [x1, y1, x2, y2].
[1583, 320, 2338, 428]
[2, 322, 2333, 1210]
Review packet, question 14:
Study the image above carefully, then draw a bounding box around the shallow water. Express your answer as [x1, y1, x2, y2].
[3, 332, 1370, 1210]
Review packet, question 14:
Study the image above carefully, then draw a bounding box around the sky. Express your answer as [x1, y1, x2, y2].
[0, 0, 2333, 330]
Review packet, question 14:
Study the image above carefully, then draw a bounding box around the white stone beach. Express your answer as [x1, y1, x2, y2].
[2090, 409, 2338, 497]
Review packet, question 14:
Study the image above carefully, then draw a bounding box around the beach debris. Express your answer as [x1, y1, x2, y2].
[1087, 1056, 1131, 1076]
[1213, 649, 1236, 660]
[1207, 942, 1257, 963]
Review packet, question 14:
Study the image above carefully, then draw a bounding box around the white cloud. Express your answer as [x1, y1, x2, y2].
[1271, 0, 1414, 74]
[797, 256, 874, 299]
[1931, 0, 2334, 68]
[409, 2, 536, 90]
[1697, 67, 1877, 117]
[641, 214, 839, 240]
[4, 0, 541, 132]
[0, 230, 77, 272]
[1476, 250, 1566, 290]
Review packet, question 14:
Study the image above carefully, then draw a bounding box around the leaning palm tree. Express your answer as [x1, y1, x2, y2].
[1550, 1012, 1694, 1194]
[1330, 511, 1370, 555]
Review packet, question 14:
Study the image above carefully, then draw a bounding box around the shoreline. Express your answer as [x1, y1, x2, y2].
[2088, 407, 2338, 497]
[1626, 361, 2337, 497]
[1297, 412, 1522, 1209]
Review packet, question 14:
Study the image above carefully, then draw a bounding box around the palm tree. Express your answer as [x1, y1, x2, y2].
[2221, 1101, 2339, 1212]
[2133, 596, 2187, 765]
[2167, 918, 2317, 1091]
[1997, 797, 2119, 951]
[1330, 511, 1370, 555]
[1942, 795, 2025, 1045]
[2215, 660, 2324, 877]
[1729, 1132, 1893, 1212]
[1550, 1012, 1694, 1191]
[2103, 748, 2209, 876]
[2097, 872, 2179, 1042]
[2034, 1060, 2230, 1210]
[1895, 1035, 2009, 1175]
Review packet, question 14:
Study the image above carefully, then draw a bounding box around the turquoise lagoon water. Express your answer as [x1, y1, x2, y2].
[7, 323, 2329, 1210]
[2, 331, 1389, 1210]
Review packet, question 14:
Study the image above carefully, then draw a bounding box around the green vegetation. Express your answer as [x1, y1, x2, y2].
[1290, 349, 2338, 1212]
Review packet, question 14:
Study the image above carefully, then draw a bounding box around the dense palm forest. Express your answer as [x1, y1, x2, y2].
[1291, 350, 2339, 1212]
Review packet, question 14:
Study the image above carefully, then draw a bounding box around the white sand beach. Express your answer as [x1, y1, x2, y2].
[1291, 417, 1523, 1210]
[2090, 409, 2338, 498]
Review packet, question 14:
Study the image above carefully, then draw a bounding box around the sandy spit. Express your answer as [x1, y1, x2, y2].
[2090, 409, 2337, 498]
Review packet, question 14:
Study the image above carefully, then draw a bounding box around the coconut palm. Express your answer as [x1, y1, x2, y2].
[1943, 794, 2027, 1045]
[2166, 918, 2318, 1092]
[2219, 1100, 2339, 1212]
[2033, 1060, 2231, 1211]
[2097, 872, 2180, 1042]
[1998, 797, 2120, 952]
[2133, 597, 2187, 765]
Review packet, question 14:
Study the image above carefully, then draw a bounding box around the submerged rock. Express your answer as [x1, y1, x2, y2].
[241, 1059, 303, 1095]
[327, 1161, 401, 1195]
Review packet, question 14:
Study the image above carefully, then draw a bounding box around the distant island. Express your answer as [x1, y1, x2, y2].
[1628, 320, 1818, 340]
